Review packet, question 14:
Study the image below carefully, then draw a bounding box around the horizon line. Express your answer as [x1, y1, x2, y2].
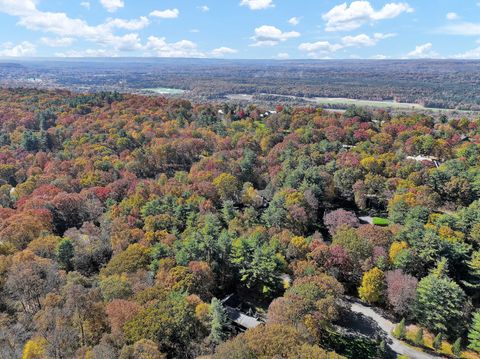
[0, 57, 479, 61]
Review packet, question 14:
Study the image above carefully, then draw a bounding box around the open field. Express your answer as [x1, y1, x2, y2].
[142, 87, 186, 95]
[227, 93, 479, 113]
[307, 97, 427, 110]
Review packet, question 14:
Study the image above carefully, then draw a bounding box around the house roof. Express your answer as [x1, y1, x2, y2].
[225, 306, 262, 329]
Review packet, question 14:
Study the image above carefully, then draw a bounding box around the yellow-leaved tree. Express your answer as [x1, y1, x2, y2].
[22, 337, 47, 359]
[359, 267, 385, 304]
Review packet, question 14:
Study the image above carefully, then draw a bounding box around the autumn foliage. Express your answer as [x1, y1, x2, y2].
[0, 89, 478, 358]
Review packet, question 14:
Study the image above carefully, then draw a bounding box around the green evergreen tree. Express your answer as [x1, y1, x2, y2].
[469, 311, 480, 353]
[56, 238, 74, 271]
[433, 333, 443, 351]
[38, 130, 52, 150]
[208, 298, 228, 345]
[452, 338, 462, 357]
[261, 195, 287, 228]
[393, 318, 406, 339]
[230, 230, 283, 294]
[462, 251, 480, 289]
[415, 260, 468, 337]
[221, 200, 236, 223]
[239, 148, 257, 183]
[414, 328, 424, 346]
[21, 130, 38, 151]
[377, 340, 386, 359]
[0, 132, 11, 146]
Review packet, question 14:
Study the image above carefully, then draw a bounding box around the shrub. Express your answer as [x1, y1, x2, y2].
[433, 333, 443, 351]
[452, 338, 462, 357]
[414, 328, 424, 346]
[393, 318, 406, 339]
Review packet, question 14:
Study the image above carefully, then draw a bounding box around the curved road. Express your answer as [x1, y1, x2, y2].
[349, 301, 444, 359]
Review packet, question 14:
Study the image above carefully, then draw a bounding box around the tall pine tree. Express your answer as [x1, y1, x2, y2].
[469, 311, 480, 353]
[209, 298, 228, 346]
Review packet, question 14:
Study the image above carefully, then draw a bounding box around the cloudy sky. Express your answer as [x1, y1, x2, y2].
[0, 0, 479, 59]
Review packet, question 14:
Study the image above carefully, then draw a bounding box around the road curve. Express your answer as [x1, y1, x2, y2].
[349, 301, 444, 359]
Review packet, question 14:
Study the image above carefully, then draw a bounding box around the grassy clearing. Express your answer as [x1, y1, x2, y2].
[308, 97, 427, 110]
[226, 92, 478, 113]
[143, 87, 186, 95]
[372, 217, 389, 226]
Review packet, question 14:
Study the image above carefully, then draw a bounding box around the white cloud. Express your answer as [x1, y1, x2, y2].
[446, 12, 459, 21]
[56, 48, 113, 57]
[277, 52, 289, 59]
[0, 0, 38, 16]
[18, 12, 98, 37]
[100, 0, 124, 13]
[0, 0, 147, 51]
[150, 9, 179, 19]
[441, 22, 480, 36]
[373, 2, 413, 19]
[372, 54, 387, 59]
[342, 34, 375, 47]
[199, 5, 209, 12]
[406, 42, 438, 58]
[341, 32, 395, 47]
[58, 35, 210, 57]
[211, 47, 238, 57]
[240, 0, 274, 10]
[251, 25, 300, 47]
[0, 0, 225, 58]
[40, 37, 74, 47]
[298, 32, 392, 57]
[454, 47, 480, 59]
[145, 36, 205, 57]
[80, 1, 91, 10]
[322, 1, 413, 32]
[298, 41, 343, 55]
[105, 16, 149, 30]
[111, 33, 143, 52]
[288, 17, 300, 26]
[0, 1, 147, 45]
[0, 41, 36, 57]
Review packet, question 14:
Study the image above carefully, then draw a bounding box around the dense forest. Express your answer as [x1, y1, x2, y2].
[0, 88, 480, 359]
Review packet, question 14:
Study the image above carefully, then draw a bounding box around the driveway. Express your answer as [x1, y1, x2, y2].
[349, 301, 444, 359]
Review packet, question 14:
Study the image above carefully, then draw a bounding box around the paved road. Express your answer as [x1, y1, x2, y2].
[349, 301, 444, 359]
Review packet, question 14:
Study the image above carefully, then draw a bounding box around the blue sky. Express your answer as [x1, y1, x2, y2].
[0, 0, 479, 59]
